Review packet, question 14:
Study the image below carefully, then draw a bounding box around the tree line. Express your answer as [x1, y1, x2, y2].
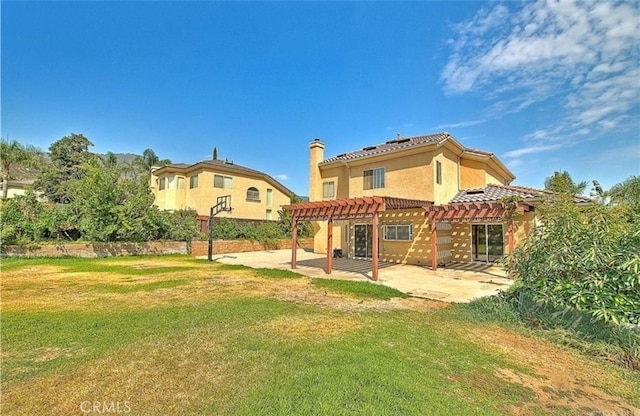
[0, 133, 195, 244]
[1, 133, 311, 246]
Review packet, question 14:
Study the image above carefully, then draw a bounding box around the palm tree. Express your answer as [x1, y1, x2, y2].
[0, 139, 44, 199]
[138, 148, 171, 173]
[544, 170, 588, 195]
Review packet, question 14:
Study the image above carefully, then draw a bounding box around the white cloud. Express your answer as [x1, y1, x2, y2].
[275, 174, 288, 181]
[433, 119, 486, 130]
[503, 143, 563, 159]
[441, 0, 640, 149]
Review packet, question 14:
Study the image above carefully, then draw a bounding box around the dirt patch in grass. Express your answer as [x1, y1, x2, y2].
[260, 314, 363, 341]
[2, 327, 268, 415]
[469, 326, 640, 415]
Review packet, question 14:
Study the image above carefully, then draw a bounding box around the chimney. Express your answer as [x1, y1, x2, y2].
[309, 138, 325, 202]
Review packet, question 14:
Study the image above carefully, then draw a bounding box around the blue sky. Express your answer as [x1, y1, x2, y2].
[2, 1, 639, 196]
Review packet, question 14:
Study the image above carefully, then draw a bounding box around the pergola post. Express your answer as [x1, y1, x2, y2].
[508, 219, 515, 254]
[431, 221, 438, 271]
[326, 216, 333, 274]
[372, 213, 379, 281]
[291, 216, 298, 269]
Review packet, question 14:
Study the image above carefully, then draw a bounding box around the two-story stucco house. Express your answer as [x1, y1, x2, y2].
[285, 133, 588, 279]
[151, 159, 293, 224]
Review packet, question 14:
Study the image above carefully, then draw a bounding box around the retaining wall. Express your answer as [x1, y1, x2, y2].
[1, 238, 314, 258]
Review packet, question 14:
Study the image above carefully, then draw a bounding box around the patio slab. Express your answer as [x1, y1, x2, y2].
[205, 249, 513, 303]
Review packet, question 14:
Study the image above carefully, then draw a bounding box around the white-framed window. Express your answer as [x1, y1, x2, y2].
[323, 181, 335, 198]
[363, 167, 385, 190]
[436, 161, 442, 185]
[266, 188, 273, 206]
[177, 176, 185, 189]
[167, 175, 175, 189]
[158, 177, 166, 190]
[246, 187, 260, 201]
[189, 175, 198, 189]
[266, 209, 272, 220]
[384, 224, 413, 241]
[214, 175, 232, 189]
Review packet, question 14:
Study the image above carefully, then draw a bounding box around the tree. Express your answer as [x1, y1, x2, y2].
[212, 147, 218, 160]
[0, 139, 44, 199]
[544, 170, 587, 195]
[608, 176, 640, 212]
[34, 133, 95, 203]
[140, 148, 171, 171]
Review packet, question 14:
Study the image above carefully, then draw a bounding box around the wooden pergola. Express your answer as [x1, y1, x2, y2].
[283, 196, 432, 281]
[423, 201, 533, 270]
[285, 197, 534, 277]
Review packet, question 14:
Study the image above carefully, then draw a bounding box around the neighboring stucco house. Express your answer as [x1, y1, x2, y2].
[285, 132, 589, 279]
[150, 159, 293, 223]
[0, 180, 35, 199]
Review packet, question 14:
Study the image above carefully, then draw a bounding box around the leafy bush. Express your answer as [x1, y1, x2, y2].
[504, 197, 640, 326]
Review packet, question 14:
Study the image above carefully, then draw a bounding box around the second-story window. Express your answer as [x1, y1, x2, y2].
[436, 161, 442, 185]
[266, 189, 273, 206]
[323, 181, 335, 198]
[214, 175, 232, 189]
[158, 177, 166, 191]
[363, 168, 385, 190]
[189, 175, 198, 189]
[177, 177, 185, 189]
[246, 187, 260, 201]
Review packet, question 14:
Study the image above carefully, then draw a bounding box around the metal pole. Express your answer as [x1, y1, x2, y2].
[208, 206, 214, 261]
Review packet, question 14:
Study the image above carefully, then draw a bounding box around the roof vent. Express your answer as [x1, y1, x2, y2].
[466, 190, 485, 195]
[362, 145, 377, 151]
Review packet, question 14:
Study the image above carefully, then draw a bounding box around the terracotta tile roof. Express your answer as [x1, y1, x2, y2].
[450, 184, 592, 204]
[321, 132, 451, 164]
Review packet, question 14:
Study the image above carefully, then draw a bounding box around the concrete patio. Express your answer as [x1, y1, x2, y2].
[207, 249, 513, 303]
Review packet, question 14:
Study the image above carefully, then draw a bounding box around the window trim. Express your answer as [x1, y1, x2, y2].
[189, 175, 199, 189]
[363, 167, 385, 190]
[214, 174, 232, 189]
[246, 187, 260, 202]
[322, 181, 335, 199]
[384, 224, 413, 241]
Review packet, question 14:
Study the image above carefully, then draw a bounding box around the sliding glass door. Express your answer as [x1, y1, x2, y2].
[472, 224, 504, 262]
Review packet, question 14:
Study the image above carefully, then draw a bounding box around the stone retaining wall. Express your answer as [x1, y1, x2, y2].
[1, 238, 314, 258]
[0, 241, 187, 258]
[190, 238, 314, 257]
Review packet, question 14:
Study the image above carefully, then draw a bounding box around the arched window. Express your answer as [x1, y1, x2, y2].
[246, 187, 260, 201]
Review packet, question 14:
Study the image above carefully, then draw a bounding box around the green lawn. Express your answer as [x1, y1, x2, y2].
[1, 255, 638, 415]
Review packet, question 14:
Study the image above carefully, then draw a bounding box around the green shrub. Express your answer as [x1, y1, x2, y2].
[504, 197, 640, 325]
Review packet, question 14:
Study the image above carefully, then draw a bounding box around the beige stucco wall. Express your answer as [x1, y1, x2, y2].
[449, 211, 537, 262]
[432, 147, 461, 205]
[460, 158, 510, 189]
[152, 169, 290, 220]
[345, 151, 433, 200]
[313, 209, 434, 266]
[459, 159, 486, 189]
[450, 223, 473, 263]
[510, 211, 536, 254]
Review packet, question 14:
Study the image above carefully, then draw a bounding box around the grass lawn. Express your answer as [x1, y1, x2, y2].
[1, 255, 639, 415]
